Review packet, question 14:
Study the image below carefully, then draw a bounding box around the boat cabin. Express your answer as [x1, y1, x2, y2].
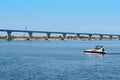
[94, 46, 104, 51]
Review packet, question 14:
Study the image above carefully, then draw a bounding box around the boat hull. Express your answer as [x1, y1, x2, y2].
[84, 51, 106, 54]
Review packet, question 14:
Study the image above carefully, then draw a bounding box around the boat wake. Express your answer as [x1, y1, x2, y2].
[106, 53, 120, 55]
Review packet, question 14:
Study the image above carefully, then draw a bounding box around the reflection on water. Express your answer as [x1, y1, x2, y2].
[84, 53, 105, 57]
[84, 52, 120, 56]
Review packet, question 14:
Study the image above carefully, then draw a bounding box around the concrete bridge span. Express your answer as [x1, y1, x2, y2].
[0, 29, 120, 40]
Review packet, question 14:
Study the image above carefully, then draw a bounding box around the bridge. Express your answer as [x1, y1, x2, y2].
[0, 29, 120, 40]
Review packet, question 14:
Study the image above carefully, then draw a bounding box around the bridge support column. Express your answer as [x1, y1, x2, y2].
[7, 31, 12, 41]
[61, 33, 66, 40]
[109, 35, 112, 40]
[88, 34, 92, 40]
[118, 36, 120, 40]
[46, 32, 51, 40]
[28, 32, 33, 40]
[76, 34, 80, 40]
[99, 35, 103, 40]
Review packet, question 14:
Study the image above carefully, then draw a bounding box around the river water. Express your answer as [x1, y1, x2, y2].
[0, 40, 120, 80]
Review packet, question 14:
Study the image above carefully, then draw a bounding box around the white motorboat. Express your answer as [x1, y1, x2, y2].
[84, 45, 106, 54]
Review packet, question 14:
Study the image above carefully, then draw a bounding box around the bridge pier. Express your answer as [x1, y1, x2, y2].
[118, 36, 120, 40]
[99, 35, 103, 40]
[46, 32, 51, 40]
[7, 31, 12, 41]
[61, 33, 66, 40]
[28, 32, 33, 40]
[88, 34, 92, 40]
[109, 35, 112, 40]
[76, 33, 80, 40]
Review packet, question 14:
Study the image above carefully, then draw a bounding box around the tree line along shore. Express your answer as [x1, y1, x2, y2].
[0, 36, 119, 40]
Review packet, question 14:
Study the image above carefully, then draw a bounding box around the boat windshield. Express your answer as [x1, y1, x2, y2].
[94, 46, 103, 50]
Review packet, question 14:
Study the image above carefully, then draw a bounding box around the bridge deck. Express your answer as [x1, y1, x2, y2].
[0, 29, 119, 36]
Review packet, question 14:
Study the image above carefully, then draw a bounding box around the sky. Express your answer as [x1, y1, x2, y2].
[0, 0, 120, 34]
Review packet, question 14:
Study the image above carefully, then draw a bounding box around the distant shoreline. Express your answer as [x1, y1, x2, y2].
[0, 36, 119, 40]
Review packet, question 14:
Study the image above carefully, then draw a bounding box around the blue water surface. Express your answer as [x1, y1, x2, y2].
[0, 40, 120, 80]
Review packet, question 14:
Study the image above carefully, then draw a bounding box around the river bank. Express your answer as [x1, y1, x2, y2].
[0, 36, 119, 40]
